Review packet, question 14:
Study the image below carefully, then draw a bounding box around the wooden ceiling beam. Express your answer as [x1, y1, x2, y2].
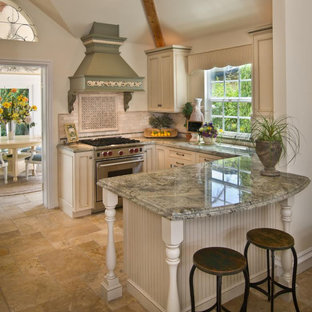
[141, 0, 166, 48]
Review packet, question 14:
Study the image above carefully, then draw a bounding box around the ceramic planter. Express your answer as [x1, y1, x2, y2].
[203, 136, 216, 145]
[255, 140, 282, 176]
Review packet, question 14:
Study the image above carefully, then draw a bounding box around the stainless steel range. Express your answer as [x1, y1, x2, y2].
[80, 137, 144, 212]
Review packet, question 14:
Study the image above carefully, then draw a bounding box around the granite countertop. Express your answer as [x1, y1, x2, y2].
[139, 137, 254, 157]
[57, 143, 94, 152]
[97, 150, 310, 220]
[57, 137, 254, 157]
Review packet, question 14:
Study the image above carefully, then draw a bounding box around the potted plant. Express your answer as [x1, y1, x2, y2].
[198, 122, 219, 145]
[182, 102, 193, 127]
[251, 115, 300, 176]
[0, 88, 37, 140]
[144, 114, 177, 138]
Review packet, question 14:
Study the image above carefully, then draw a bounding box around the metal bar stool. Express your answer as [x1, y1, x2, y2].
[189, 247, 249, 312]
[244, 228, 300, 312]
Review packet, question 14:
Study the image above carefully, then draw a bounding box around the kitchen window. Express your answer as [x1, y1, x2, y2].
[205, 64, 252, 138]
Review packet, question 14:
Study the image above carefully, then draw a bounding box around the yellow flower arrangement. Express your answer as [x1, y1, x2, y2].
[0, 88, 36, 125]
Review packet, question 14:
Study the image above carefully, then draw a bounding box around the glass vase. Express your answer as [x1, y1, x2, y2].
[6, 120, 16, 140]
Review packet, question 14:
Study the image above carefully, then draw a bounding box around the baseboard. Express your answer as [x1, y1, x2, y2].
[127, 279, 166, 312]
[275, 246, 312, 275]
[59, 198, 91, 218]
[127, 272, 267, 312]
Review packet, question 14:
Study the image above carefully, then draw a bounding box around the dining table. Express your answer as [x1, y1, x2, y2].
[0, 135, 41, 182]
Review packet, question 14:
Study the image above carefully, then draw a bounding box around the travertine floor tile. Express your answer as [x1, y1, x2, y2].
[38, 247, 100, 282]
[1, 231, 55, 257]
[0, 219, 18, 233]
[0, 190, 311, 312]
[1, 271, 65, 311]
[0, 288, 10, 312]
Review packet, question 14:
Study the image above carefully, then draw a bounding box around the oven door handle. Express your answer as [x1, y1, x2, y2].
[98, 159, 144, 168]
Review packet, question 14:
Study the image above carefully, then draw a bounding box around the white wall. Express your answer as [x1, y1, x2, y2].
[0, 73, 41, 136]
[272, 0, 312, 252]
[0, 0, 151, 207]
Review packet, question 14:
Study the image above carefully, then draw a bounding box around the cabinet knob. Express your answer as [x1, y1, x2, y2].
[89, 156, 93, 160]
[157, 104, 162, 107]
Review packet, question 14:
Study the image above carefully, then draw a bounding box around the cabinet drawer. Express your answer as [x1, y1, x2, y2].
[168, 148, 195, 162]
[196, 153, 222, 163]
[168, 157, 194, 168]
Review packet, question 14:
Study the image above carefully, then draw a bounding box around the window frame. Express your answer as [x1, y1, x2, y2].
[204, 64, 252, 140]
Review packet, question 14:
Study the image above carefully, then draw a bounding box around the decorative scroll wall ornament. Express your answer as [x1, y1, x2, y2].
[0, 0, 38, 42]
[87, 80, 143, 88]
[123, 92, 132, 112]
[68, 91, 76, 114]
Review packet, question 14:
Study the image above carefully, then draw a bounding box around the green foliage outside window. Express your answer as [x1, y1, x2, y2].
[208, 64, 252, 135]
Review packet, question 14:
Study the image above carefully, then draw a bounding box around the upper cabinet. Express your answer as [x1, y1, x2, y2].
[145, 45, 191, 113]
[252, 29, 273, 115]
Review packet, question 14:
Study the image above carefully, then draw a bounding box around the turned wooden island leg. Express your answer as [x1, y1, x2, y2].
[280, 198, 294, 291]
[101, 189, 122, 301]
[162, 217, 184, 312]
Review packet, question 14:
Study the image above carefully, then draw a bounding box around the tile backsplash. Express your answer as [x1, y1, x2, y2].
[58, 93, 188, 141]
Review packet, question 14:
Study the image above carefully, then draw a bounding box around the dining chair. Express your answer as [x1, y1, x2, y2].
[25, 150, 42, 180]
[0, 153, 8, 184]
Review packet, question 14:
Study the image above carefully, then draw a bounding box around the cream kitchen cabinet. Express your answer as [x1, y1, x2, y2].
[252, 29, 273, 115]
[155, 145, 170, 170]
[167, 147, 196, 168]
[58, 147, 94, 218]
[196, 152, 223, 163]
[145, 45, 191, 112]
[143, 144, 156, 172]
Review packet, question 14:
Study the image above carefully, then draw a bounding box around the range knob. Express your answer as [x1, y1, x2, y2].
[129, 148, 134, 153]
[108, 151, 113, 156]
[118, 150, 124, 156]
[134, 148, 139, 153]
[102, 151, 108, 157]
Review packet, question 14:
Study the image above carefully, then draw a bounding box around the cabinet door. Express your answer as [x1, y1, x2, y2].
[160, 53, 173, 111]
[155, 146, 169, 170]
[143, 145, 156, 172]
[196, 153, 222, 163]
[253, 30, 273, 115]
[148, 55, 162, 111]
[74, 152, 94, 211]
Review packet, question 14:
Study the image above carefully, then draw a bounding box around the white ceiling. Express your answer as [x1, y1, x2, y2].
[29, 0, 272, 45]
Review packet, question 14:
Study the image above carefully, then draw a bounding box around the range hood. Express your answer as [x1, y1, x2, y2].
[68, 22, 144, 113]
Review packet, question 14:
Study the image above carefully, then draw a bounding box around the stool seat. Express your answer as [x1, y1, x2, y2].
[190, 247, 249, 312]
[247, 228, 294, 250]
[194, 247, 246, 276]
[244, 227, 300, 312]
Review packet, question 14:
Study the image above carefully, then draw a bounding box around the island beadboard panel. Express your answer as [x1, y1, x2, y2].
[123, 198, 276, 312]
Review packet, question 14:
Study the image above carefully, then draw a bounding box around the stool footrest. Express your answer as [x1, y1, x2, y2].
[250, 276, 270, 287]
[250, 276, 293, 300]
[273, 280, 291, 292]
[250, 283, 270, 297]
[274, 288, 292, 300]
[199, 303, 231, 312]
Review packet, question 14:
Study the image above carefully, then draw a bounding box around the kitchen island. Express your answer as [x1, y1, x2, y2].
[98, 146, 309, 312]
